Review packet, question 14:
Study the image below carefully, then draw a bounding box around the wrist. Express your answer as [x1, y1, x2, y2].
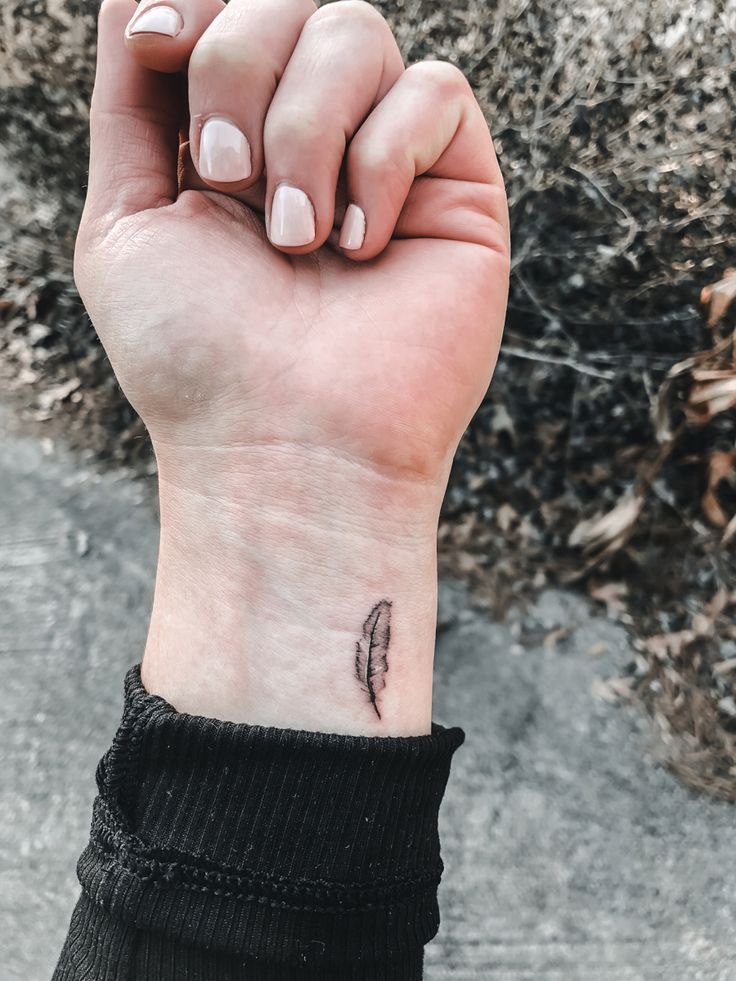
[142, 442, 447, 736]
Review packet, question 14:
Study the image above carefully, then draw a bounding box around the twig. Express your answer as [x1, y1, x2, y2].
[501, 344, 617, 380]
[515, 273, 577, 348]
[568, 164, 639, 254]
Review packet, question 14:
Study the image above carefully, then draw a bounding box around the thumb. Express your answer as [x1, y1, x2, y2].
[81, 0, 182, 237]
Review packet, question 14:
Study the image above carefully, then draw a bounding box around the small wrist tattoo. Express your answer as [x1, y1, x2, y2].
[354, 600, 392, 720]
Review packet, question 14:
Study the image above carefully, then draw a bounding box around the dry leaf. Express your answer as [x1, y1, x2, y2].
[706, 587, 734, 620]
[653, 355, 696, 443]
[718, 696, 736, 718]
[36, 377, 81, 412]
[691, 613, 713, 636]
[588, 581, 629, 615]
[496, 503, 517, 532]
[643, 599, 720, 662]
[701, 268, 736, 328]
[591, 676, 634, 703]
[457, 551, 479, 574]
[544, 626, 570, 651]
[453, 511, 478, 546]
[490, 402, 516, 441]
[645, 630, 698, 660]
[724, 512, 736, 545]
[569, 493, 643, 555]
[702, 451, 736, 527]
[687, 370, 736, 424]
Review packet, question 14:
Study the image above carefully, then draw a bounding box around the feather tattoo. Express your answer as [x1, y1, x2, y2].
[354, 600, 392, 720]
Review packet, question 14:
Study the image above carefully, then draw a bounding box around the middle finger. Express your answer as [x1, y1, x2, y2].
[263, 0, 404, 252]
[188, 0, 317, 189]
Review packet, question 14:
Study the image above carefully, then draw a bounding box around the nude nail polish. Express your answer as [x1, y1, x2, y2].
[127, 5, 183, 36]
[269, 185, 316, 248]
[199, 118, 252, 184]
[339, 204, 366, 251]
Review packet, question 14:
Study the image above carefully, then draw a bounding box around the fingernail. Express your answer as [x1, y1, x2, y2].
[339, 203, 366, 251]
[127, 5, 183, 37]
[269, 185, 316, 248]
[199, 117, 252, 184]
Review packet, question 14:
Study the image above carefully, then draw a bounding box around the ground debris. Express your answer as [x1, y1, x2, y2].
[2, 0, 736, 801]
[591, 675, 635, 704]
[701, 268, 736, 329]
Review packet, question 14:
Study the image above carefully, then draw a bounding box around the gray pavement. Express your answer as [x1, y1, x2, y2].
[1, 406, 734, 981]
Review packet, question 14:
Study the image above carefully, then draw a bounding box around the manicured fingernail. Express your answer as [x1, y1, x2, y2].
[269, 185, 316, 248]
[127, 5, 183, 36]
[199, 118, 252, 184]
[339, 204, 366, 251]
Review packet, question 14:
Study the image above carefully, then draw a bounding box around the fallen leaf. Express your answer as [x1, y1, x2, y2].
[496, 503, 517, 531]
[724, 512, 736, 545]
[701, 268, 736, 328]
[491, 402, 516, 440]
[687, 370, 736, 424]
[718, 696, 736, 718]
[544, 626, 570, 651]
[691, 613, 713, 636]
[702, 451, 736, 527]
[453, 511, 478, 546]
[645, 630, 698, 660]
[457, 551, 479, 574]
[569, 493, 643, 555]
[591, 676, 634, 703]
[588, 581, 629, 615]
[36, 377, 80, 412]
[706, 587, 733, 620]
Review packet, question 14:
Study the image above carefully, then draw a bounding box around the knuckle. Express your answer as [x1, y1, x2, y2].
[188, 36, 255, 75]
[351, 140, 409, 185]
[309, 0, 387, 33]
[352, 142, 390, 175]
[407, 60, 470, 98]
[265, 104, 322, 149]
[188, 38, 223, 76]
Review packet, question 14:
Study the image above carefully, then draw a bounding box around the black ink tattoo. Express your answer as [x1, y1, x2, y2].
[354, 600, 392, 720]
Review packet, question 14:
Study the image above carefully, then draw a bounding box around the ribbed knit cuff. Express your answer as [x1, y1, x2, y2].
[68, 666, 465, 979]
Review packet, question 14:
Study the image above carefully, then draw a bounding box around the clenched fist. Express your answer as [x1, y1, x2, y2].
[75, 0, 509, 734]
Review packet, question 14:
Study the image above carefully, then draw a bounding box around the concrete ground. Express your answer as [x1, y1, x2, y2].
[1, 405, 734, 981]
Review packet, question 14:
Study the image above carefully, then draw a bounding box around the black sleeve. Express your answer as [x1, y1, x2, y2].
[52, 666, 465, 981]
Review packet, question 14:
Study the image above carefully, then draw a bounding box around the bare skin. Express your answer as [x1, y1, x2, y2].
[76, 0, 509, 735]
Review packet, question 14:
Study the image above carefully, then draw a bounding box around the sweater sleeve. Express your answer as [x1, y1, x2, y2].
[52, 666, 465, 981]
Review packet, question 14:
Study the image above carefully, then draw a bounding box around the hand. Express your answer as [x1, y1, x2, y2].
[75, 0, 509, 734]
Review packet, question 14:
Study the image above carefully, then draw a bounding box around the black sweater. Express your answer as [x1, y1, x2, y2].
[53, 666, 465, 980]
